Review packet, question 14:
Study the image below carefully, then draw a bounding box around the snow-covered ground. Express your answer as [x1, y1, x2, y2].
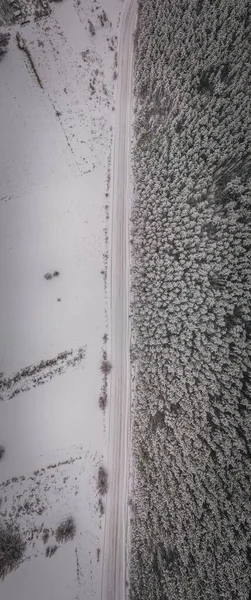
[101, 1, 136, 598]
[0, 0, 122, 598]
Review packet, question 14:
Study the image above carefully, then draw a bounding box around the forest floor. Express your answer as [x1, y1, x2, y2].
[101, 1, 136, 599]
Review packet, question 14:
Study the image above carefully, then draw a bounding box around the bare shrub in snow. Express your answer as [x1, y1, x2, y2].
[97, 466, 108, 496]
[100, 359, 112, 375]
[88, 20, 95, 36]
[0, 446, 5, 460]
[0, 522, 26, 579]
[98, 498, 105, 516]
[42, 529, 50, 544]
[55, 516, 76, 543]
[45, 545, 58, 557]
[98, 9, 108, 27]
[98, 393, 107, 412]
[44, 271, 59, 280]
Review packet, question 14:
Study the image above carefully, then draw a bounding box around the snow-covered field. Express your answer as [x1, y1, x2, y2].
[0, 0, 122, 598]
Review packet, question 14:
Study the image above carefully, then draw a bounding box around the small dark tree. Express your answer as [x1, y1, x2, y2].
[0, 446, 5, 460]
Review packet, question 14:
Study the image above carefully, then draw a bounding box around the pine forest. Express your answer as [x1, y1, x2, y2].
[130, 0, 251, 598]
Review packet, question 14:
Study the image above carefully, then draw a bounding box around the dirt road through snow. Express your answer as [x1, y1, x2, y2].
[101, 1, 137, 599]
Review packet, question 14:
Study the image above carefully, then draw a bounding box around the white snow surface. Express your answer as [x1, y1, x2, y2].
[0, 0, 124, 598]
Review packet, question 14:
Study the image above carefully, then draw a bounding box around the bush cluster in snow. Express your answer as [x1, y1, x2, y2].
[55, 516, 76, 543]
[129, 1, 251, 599]
[0, 32, 10, 58]
[0, 522, 26, 579]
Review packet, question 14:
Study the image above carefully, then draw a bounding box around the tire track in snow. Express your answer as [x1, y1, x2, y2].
[101, 1, 137, 599]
